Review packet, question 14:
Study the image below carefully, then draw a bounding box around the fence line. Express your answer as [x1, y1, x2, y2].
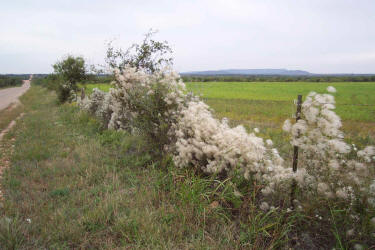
[292, 100, 375, 107]
[290, 95, 302, 209]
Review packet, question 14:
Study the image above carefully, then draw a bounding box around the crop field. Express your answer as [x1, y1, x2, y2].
[82, 83, 112, 94]
[85, 81, 375, 138]
[187, 81, 375, 122]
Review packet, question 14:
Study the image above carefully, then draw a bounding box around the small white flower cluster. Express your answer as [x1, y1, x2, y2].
[326, 86, 337, 93]
[283, 88, 375, 203]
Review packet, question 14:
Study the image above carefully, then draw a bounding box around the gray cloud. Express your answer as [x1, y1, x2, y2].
[1, 0, 374, 74]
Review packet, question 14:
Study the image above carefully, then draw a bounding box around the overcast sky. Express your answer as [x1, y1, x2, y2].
[1, 0, 374, 74]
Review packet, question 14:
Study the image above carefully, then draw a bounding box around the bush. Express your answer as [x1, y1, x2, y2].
[79, 66, 293, 198]
[56, 82, 77, 104]
[79, 88, 113, 128]
[77, 67, 375, 247]
[53, 55, 87, 103]
[79, 67, 188, 155]
[80, 69, 375, 212]
[53, 55, 86, 85]
[173, 99, 291, 197]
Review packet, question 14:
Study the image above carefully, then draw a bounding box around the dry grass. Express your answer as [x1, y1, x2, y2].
[1, 86, 374, 249]
[0, 86, 296, 249]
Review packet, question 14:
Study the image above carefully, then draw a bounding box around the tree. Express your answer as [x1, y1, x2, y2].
[52, 55, 87, 103]
[53, 55, 87, 86]
[105, 30, 173, 73]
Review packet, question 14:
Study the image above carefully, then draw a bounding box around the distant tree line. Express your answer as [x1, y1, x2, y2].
[33, 73, 114, 89]
[0, 75, 28, 88]
[181, 74, 375, 82]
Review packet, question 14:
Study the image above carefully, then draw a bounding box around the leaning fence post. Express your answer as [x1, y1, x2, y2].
[291, 94, 302, 208]
[81, 88, 85, 100]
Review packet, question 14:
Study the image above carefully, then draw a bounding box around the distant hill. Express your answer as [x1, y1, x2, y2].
[182, 69, 312, 76]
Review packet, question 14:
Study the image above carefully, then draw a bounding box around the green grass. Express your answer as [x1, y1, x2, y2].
[81, 83, 112, 94]
[83, 81, 375, 122]
[84, 81, 375, 138]
[0, 86, 296, 249]
[187, 81, 375, 122]
[1, 86, 374, 248]
[187, 82, 375, 142]
[187, 81, 374, 103]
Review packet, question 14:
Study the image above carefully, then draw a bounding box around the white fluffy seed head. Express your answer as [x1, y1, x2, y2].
[260, 202, 270, 211]
[327, 86, 337, 93]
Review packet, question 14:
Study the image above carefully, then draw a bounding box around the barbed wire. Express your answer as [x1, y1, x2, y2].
[292, 100, 375, 107]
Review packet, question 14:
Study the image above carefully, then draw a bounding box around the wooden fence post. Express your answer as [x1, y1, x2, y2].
[81, 88, 85, 100]
[291, 95, 302, 208]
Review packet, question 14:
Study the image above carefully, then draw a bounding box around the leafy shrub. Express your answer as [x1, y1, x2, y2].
[56, 81, 77, 103]
[53, 55, 86, 85]
[53, 55, 87, 103]
[106, 30, 173, 73]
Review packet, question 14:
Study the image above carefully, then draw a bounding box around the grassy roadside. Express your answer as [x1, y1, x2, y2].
[0, 86, 300, 249]
[0, 104, 24, 133]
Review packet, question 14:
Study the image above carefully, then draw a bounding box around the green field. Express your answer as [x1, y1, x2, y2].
[82, 83, 112, 94]
[187, 81, 375, 121]
[84, 81, 375, 137]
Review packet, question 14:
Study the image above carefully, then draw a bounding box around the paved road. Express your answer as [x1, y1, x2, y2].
[0, 80, 30, 111]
